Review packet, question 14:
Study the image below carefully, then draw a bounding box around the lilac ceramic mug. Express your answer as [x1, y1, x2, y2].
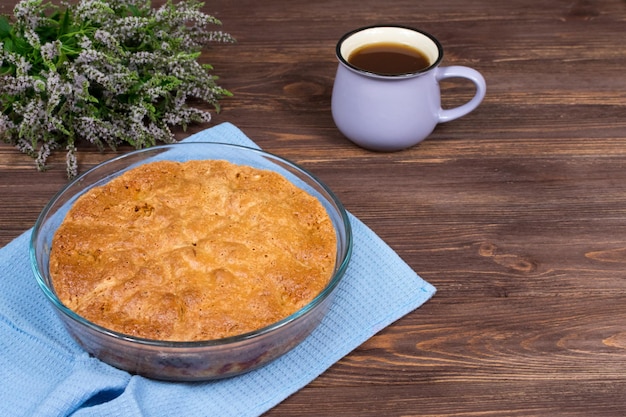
[331, 25, 486, 151]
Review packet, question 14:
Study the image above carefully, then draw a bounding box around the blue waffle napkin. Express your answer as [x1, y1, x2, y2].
[0, 122, 436, 417]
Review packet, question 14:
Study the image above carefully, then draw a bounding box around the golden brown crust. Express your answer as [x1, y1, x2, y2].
[49, 160, 336, 341]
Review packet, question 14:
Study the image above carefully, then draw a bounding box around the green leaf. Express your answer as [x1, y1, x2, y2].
[59, 8, 71, 34]
[3, 37, 13, 52]
[0, 16, 12, 39]
[0, 65, 14, 75]
[12, 36, 30, 55]
[128, 4, 142, 16]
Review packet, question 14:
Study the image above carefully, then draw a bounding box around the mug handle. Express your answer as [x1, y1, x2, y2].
[436, 66, 487, 123]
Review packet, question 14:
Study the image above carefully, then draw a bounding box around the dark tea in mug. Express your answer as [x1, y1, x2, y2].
[347, 42, 431, 75]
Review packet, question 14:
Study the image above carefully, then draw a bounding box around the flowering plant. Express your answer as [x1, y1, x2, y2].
[0, 0, 234, 178]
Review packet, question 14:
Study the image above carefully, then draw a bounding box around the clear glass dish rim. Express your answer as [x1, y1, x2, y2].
[30, 142, 353, 349]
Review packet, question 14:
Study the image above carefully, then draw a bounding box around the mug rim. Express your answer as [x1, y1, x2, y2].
[336, 24, 444, 78]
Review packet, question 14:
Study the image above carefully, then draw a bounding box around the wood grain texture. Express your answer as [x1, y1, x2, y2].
[1, 0, 626, 415]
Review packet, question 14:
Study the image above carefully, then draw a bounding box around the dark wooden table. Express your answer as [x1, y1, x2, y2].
[2, 0, 626, 415]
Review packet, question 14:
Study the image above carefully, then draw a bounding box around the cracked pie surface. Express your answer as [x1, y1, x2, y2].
[49, 160, 336, 341]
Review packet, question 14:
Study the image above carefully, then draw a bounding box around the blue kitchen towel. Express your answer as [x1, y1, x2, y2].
[0, 122, 436, 417]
